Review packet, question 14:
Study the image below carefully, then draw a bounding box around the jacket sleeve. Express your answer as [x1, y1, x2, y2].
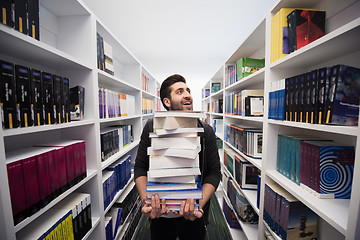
[134, 120, 152, 180]
[202, 123, 221, 189]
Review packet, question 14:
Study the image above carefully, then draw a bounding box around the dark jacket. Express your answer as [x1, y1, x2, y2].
[134, 118, 221, 224]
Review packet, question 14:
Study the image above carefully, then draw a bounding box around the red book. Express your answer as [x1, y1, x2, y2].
[46, 149, 60, 198]
[64, 145, 76, 187]
[36, 150, 52, 207]
[6, 158, 27, 225]
[78, 141, 87, 180]
[22, 154, 41, 215]
[53, 147, 68, 194]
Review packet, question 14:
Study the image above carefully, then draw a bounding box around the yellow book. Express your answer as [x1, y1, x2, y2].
[271, 11, 280, 63]
[271, 14, 276, 63]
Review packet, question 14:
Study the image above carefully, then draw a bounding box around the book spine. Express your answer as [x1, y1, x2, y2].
[15, 65, 32, 127]
[42, 72, 54, 125]
[27, 0, 40, 40]
[14, 0, 27, 34]
[1, 61, 18, 129]
[30, 69, 44, 126]
[22, 155, 41, 215]
[36, 152, 52, 207]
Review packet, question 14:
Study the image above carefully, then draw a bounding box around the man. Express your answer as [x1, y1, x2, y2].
[134, 74, 221, 239]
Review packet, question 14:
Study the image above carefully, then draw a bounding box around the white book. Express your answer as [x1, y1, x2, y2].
[148, 167, 201, 178]
[150, 155, 199, 170]
[146, 182, 198, 191]
[147, 175, 196, 184]
[148, 146, 201, 159]
[155, 128, 204, 136]
[154, 117, 198, 130]
[154, 111, 206, 119]
[151, 136, 200, 150]
[149, 132, 198, 138]
[146, 186, 203, 200]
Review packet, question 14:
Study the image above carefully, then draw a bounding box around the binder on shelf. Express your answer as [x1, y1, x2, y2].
[70, 86, 85, 121]
[62, 77, 71, 123]
[15, 65, 32, 127]
[53, 75, 63, 124]
[30, 69, 44, 126]
[0, 60, 18, 129]
[325, 64, 360, 126]
[14, 0, 27, 35]
[0, 0, 13, 27]
[42, 72, 55, 125]
[27, 0, 40, 40]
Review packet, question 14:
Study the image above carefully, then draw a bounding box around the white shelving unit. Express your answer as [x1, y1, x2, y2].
[202, 0, 360, 239]
[0, 0, 159, 239]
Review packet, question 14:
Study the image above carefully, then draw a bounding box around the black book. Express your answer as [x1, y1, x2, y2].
[298, 74, 306, 123]
[293, 75, 300, 122]
[0, 60, 18, 129]
[304, 72, 311, 123]
[62, 77, 70, 123]
[288, 77, 294, 121]
[15, 64, 32, 127]
[317, 67, 330, 124]
[53, 75, 63, 124]
[99, 34, 105, 71]
[97, 33, 101, 70]
[325, 65, 360, 126]
[30, 69, 44, 126]
[41, 72, 55, 124]
[27, 0, 40, 40]
[309, 69, 318, 124]
[1, 0, 13, 27]
[14, 0, 28, 34]
[70, 86, 85, 121]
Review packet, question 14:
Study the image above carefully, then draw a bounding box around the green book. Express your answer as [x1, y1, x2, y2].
[236, 57, 265, 81]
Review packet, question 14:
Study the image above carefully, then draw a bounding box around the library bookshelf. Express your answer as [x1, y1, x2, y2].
[203, 0, 360, 239]
[0, 0, 160, 239]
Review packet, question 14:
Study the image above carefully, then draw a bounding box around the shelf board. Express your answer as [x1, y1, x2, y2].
[224, 68, 265, 92]
[211, 113, 223, 117]
[210, 89, 224, 98]
[101, 141, 139, 170]
[14, 170, 97, 233]
[142, 90, 157, 99]
[99, 115, 141, 124]
[225, 141, 262, 169]
[98, 71, 140, 92]
[266, 170, 349, 235]
[0, 24, 92, 71]
[222, 165, 259, 214]
[268, 119, 359, 136]
[104, 175, 135, 214]
[2, 120, 95, 137]
[224, 114, 264, 123]
[222, 190, 259, 240]
[270, 17, 360, 70]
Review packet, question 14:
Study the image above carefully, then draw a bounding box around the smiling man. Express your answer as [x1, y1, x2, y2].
[134, 74, 221, 240]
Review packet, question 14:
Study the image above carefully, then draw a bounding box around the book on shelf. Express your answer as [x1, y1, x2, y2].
[14, 0, 28, 35]
[27, 0, 40, 40]
[324, 64, 360, 126]
[0, 0, 13, 27]
[224, 148, 234, 176]
[287, 9, 325, 53]
[300, 141, 354, 199]
[53, 75, 63, 124]
[70, 85, 85, 121]
[226, 178, 258, 223]
[317, 67, 330, 124]
[42, 72, 55, 125]
[15, 65, 32, 127]
[264, 182, 318, 240]
[211, 82, 221, 93]
[97, 33, 105, 71]
[106, 207, 123, 239]
[0, 60, 18, 129]
[105, 216, 113, 240]
[30, 68, 44, 126]
[245, 95, 264, 116]
[62, 77, 71, 123]
[226, 64, 237, 86]
[103, 39, 114, 75]
[234, 154, 258, 190]
[222, 198, 241, 229]
[236, 57, 265, 81]
[269, 79, 285, 120]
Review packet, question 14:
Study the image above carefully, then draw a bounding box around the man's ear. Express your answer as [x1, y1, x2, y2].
[163, 98, 171, 108]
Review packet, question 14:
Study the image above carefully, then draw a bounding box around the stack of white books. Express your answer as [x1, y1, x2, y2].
[146, 111, 206, 211]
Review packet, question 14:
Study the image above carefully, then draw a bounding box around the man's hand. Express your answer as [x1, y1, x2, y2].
[178, 198, 203, 221]
[141, 195, 169, 219]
